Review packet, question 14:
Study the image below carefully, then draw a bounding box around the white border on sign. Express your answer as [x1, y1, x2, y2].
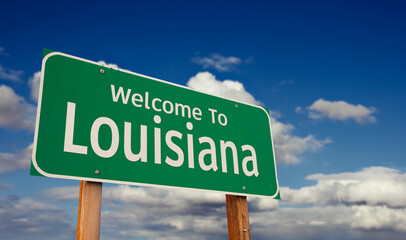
[31, 51, 280, 198]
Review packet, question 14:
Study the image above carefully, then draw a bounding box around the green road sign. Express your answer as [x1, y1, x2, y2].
[31, 50, 279, 197]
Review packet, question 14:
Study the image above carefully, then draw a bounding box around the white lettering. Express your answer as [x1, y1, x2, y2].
[64, 102, 88, 154]
[131, 93, 143, 107]
[220, 140, 239, 174]
[163, 100, 174, 114]
[152, 98, 162, 112]
[175, 103, 191, 118]
[154, 115, 161, 164]
[208, 108, 217, 124]
[90, 117, 119, 158]
[192, 108, 202, 120]
[145, 92, 150, 109]
[124, 122, 147, 162]
[218, 113, 227, 126]
[242, 145, 259, 177]
[63, 103, 259, 177]
[165, 130, 184, 167]
[111, 85, 131, 104]
[198, 137, 218, 172]
[187, 122, 194, 168]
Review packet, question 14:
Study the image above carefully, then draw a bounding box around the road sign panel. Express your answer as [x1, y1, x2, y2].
[31, 50, 279, 197]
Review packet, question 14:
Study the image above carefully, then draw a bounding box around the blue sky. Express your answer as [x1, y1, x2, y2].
[1, 0, 405, 239]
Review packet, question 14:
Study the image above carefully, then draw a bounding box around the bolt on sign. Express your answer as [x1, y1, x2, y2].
[31, 50, 279, 197]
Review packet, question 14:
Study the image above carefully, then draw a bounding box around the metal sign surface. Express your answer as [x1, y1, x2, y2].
[31, 50, 279, 197]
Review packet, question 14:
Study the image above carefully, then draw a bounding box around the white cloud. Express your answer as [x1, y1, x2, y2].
[0, 143, 32, 174]
[0, 64, 23, 82]
[0, 195, 74, 240]
[41, 184, 279, 239]
[294, 106, 303, 113]
[28, 71, 41, 102]
[281, 166, 406, 208]
[0, 85, 36, 130]
[250, 166, 406, 238]
[351, 205, 406, 232]
[42, 185, 229, 239]
[97, 60, 120, 69]
[10, 166, 406, 239]
[251, 205, 406, 239]
[192, 54, 242, 72]
[307, 99, 377, 124]
[187, 72, 330, 164]
[41, 186, 79, 202]
[270, 116, 331, 164]
[43, 184, 278, 213]
[187, 71, 261, 105]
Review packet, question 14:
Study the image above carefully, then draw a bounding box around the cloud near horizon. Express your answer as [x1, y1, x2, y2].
[281, 166, 406, 208]
[19, 166, 406, 240]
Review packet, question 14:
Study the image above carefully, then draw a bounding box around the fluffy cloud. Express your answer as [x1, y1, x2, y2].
[42, 184, 278, 213]
[40, 184, 278, 239]
[0, 143, 32, 174]
[41, 186, 79, 202]
[41, 185, 229, 239]
[0, 85, 36, 130]
[0, 64, 23, 82]
[281, 166, 406, 208]
[307, 99, 377, 124]
[252, 166, 406, 238]
[187, 71, 261, 105]
[0, 195, 74, 240]
[251, 205, 406, 240]
[187, 72, 330, 164]
[28, 71, 41, 102]
[192, 54, 242, 72]
[270, 116, 331, 164]
[39, 165, 406, 240]
[350, 205, 406, 232]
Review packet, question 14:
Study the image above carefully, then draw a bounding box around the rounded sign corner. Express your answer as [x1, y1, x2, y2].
[31, 153, 53, 178]
[42, 51, 64, 65]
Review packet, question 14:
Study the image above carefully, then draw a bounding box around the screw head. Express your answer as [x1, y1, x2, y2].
[242, 186, 246, 191]
[235, 104, 238, 108]
[100, 69, 104, 74]
[95, 170, 100, 175]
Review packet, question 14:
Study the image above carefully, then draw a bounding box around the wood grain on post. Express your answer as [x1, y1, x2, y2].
[226, 194, 251, 240]
[77, 180, 103, 240]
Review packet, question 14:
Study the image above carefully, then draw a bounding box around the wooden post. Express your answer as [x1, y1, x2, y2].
[226, 194, 251, 240]
[77, 180, 103, 240]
